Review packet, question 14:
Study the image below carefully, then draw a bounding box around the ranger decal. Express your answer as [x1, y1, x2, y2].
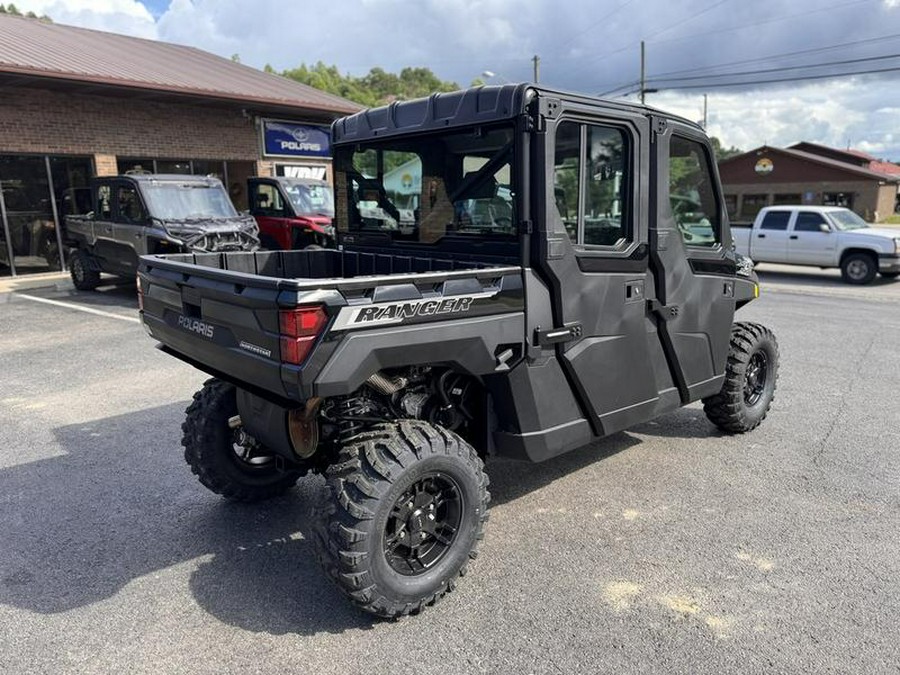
[331, 291, 497, 330]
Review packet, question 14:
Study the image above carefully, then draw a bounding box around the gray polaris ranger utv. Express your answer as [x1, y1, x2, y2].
[138, 84, 779, 618]
[66, 174, 258, 290]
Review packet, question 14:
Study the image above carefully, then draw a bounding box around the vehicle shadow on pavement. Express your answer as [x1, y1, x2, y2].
[629, 406, 726, 440]
[0, 402, 372, 636]
[487, 431, 641, 506]
[0, 404, 696, 636]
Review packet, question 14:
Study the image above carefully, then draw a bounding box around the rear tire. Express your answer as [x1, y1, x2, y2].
[703, 322, 779, 434]
[69, 249, 101, 291]
[840, 252, 877, 284]
[313, 420, 489, 618]
[182, 379, 300, 502]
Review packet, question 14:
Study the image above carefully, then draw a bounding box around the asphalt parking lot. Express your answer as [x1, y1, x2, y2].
[1, 269, 898, 675]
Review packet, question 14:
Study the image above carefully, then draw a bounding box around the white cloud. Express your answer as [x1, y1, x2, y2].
[14, 0, 157, 38]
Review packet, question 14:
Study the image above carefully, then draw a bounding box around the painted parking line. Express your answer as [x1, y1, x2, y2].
[12, 293, 141, 324]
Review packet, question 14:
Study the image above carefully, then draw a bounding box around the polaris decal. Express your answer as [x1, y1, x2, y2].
[331, 291, 497, 330]
[177, 315, 215, 339]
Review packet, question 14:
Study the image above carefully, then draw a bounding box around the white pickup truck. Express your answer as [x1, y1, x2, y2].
[733, 206, 900, 284]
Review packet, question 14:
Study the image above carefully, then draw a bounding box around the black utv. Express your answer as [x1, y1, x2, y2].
[66, 174, 258, 290]
[138, 84, 779, 618]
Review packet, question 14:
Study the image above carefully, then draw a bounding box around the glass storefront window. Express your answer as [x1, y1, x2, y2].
[118, 158, 155, 175]
[0, 154, 93, 277]
[0, 156, 59, 276]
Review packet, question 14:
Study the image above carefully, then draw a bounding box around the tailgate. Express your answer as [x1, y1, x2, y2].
[138, 254, 343, 402]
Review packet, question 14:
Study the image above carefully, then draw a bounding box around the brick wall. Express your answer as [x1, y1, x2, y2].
[0, 86, 259, 160]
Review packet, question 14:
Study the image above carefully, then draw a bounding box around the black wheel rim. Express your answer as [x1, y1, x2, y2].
[384, 473, 463, 576]
[744, 350, 769, 406]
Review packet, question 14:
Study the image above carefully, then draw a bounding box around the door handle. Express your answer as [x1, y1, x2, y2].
[757, 233, 766, 238]
[789, 235, 798, 240]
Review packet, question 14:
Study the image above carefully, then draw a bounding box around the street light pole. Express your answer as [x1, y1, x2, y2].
[640, 41, 646, 104]
[532, 54, 540, 83]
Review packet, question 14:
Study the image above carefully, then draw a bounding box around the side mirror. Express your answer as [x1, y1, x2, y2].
[819, 223, 831, 233]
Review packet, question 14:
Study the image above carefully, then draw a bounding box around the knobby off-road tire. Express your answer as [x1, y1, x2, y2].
[182, 378, 300, 502]
[313, 420, 489, 618]
[703, 322, 779, 434]
[69, 249, 101, 291]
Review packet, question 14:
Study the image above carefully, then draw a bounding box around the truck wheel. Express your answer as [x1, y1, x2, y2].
[840, 252, 877, 284]
[313, 420, 489, 618]
[702, 322, 779, 434]
[69, 249, 101, 291]
[182, 379, 300, 502]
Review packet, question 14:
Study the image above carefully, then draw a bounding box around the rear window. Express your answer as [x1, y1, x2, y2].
[760, 211, 790, 230]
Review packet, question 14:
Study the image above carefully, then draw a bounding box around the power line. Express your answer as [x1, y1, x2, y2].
[647, 52, 900, 85]
[556, 0, 636, 48]
[650, 31, 900, 80]
[649, 64, 900, 91]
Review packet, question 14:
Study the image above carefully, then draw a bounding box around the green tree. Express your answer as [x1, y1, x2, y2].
[710, 136, 742, 161]
[277, 62, 460, 107]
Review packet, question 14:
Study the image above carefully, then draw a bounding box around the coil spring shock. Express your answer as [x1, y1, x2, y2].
[332, 396, 380, 440]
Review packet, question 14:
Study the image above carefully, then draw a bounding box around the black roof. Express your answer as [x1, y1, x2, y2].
[331, 83, 702, 145]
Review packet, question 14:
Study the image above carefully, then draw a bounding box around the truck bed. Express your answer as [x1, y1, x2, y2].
[139, 248, 524, 403]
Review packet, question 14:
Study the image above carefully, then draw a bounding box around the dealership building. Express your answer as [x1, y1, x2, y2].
[718, 142, 900, 224]
[0, 13, 360, 277]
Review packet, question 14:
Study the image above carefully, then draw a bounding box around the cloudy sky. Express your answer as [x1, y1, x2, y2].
[13, 0, 900, 159]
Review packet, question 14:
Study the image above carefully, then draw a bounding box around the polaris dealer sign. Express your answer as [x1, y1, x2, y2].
[262, 120, 331, 158]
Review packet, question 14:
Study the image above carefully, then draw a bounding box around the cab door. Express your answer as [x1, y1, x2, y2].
[788, 210, 837, 265]
[106, 181, 148, 274]
[535, 102, 672, 436]
[648, 121, 737, 402]
[751, 210, 792, 262]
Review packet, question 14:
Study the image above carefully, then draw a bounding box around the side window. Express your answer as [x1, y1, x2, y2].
[553, 121, 580, 243]
[97, 184, 112, 219]
[116, 185, 145, 224]
[668, 136, 720, 247]
[252, 184, 283, 216]
[794, 211, 828, 232]
[760, 211, 791, 230]
[553, 120, 629, 247]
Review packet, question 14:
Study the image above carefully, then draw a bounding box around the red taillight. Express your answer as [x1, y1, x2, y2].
[279, 306, 327, 365]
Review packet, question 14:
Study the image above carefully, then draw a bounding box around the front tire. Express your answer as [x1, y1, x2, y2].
[182, 379, 301, 502]
[703, 322, 779, 434]
[69, 249, 101, 291]
[313, 421, 489, 618]
[841, 252, 877, 284]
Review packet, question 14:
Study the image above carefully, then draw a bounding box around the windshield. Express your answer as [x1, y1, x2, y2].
[282, 181, 334, 217]
[334, 125, 516, 244]
[828, 209, 869, 231]
[142, 182, 238, 220]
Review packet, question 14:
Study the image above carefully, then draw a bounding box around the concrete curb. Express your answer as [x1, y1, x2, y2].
[0, 272, 72, 293]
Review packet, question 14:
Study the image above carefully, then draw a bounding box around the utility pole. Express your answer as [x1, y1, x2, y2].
[702, 93, 708, 129]
[532, 54, 540, 83]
